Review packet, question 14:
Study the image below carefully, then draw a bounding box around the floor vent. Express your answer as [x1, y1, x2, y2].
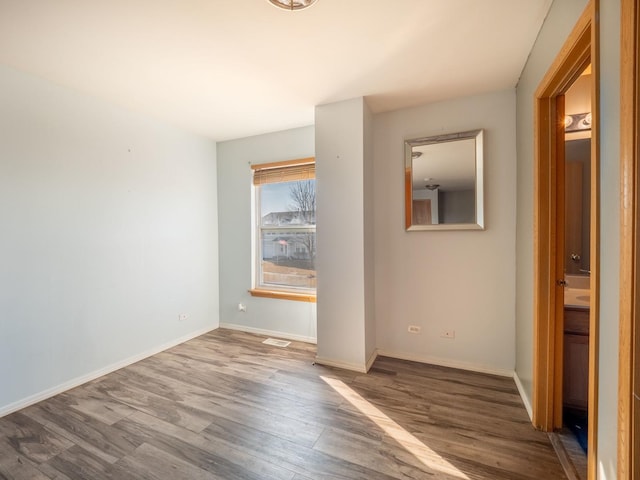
[262, 338, 291, 348]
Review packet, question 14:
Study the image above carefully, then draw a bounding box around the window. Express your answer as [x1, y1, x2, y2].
[250, 158, 316, 302]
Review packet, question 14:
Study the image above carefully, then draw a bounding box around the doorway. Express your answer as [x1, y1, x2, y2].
[561, 68, 593, 467]
[532, 2, 599, 479]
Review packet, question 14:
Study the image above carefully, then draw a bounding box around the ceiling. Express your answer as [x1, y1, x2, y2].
[0, 0, 553, 141]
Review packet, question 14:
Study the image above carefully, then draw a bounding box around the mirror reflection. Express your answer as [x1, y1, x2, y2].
[405, 129, 484, 231]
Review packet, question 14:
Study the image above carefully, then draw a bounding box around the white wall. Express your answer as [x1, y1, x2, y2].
[216, 127, 317, 342]
[0, 65, 219, 415]
[315, 97, 370, 370]
[373, 90, 516, 375]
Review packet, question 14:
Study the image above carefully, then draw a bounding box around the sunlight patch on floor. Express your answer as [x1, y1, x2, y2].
[321, 376, 469, 479]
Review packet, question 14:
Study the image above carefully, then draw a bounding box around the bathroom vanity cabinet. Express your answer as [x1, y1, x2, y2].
[563, 307, 589, 411]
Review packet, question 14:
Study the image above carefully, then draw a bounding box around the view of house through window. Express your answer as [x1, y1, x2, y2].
[253, 160, 316, 293]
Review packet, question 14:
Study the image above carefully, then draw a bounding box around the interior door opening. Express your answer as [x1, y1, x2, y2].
[558, 66, 593, 477]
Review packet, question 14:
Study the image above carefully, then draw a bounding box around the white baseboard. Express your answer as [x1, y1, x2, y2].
[0, 326, 216, 419]
[365, 349, 378, 372]
[313, 349, 377, 374]
[513, 371, 533, 420]
[314, 356, 368, 373]
[376, 349, 514, 378]
[219, 322, 317, 344]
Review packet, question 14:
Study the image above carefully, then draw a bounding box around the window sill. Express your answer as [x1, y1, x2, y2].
[249, 288, 316, 303]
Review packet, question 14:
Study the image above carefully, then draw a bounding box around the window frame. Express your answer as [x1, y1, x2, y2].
[249, 157, 316, 303]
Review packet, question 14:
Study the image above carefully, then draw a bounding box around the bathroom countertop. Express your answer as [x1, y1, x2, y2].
[564, 287, 590, 309]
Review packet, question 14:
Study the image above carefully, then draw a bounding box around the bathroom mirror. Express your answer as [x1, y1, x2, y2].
[405, 129, 484, 231]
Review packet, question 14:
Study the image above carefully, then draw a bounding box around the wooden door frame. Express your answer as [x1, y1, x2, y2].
[532, 2, 599, 479]
[619, 0, 640, 477]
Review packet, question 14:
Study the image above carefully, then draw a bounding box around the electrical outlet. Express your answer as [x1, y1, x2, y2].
[407, 325, 421, 334]
[178, 314, 188, 321]
[238, 303, 247, 312]
[440, 330, 455, 339]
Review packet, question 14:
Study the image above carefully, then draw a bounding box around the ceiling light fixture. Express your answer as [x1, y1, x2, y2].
[267, 0, 319, 10]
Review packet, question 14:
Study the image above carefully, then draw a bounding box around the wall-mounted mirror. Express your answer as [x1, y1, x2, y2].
[405, 129, 484, 231]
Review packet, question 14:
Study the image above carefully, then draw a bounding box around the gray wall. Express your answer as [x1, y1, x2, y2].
[216, 127, 317, 342]
[515, 0, 621, 476]
[514, 0, 589, 407]
[315, 98, 368, 370]
[373, 90, 517, 375]
[363, 99, 377, 363]
[439, 190, 475, 224]
[0, 65, 219, 415]
[597, 1, 621, 476]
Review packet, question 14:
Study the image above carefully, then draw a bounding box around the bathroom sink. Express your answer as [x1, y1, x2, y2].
[564, 288, 590, 307]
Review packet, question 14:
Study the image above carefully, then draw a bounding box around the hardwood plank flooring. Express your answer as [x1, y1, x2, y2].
[0, 329, 567, 479]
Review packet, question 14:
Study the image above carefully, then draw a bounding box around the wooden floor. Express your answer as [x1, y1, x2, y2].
[0, 329, 567, 479]
[550, 429, 587, 480]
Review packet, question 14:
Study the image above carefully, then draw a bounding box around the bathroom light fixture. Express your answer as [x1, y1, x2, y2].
[412, 151, 423, 159]
[564, 112, 592, 132]
[267, 0, 319, 10]
[425, 184, 440, 191]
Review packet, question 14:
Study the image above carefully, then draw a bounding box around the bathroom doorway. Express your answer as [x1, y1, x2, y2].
[532, 2, 599, 479]
[560, 66, 592, 471]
